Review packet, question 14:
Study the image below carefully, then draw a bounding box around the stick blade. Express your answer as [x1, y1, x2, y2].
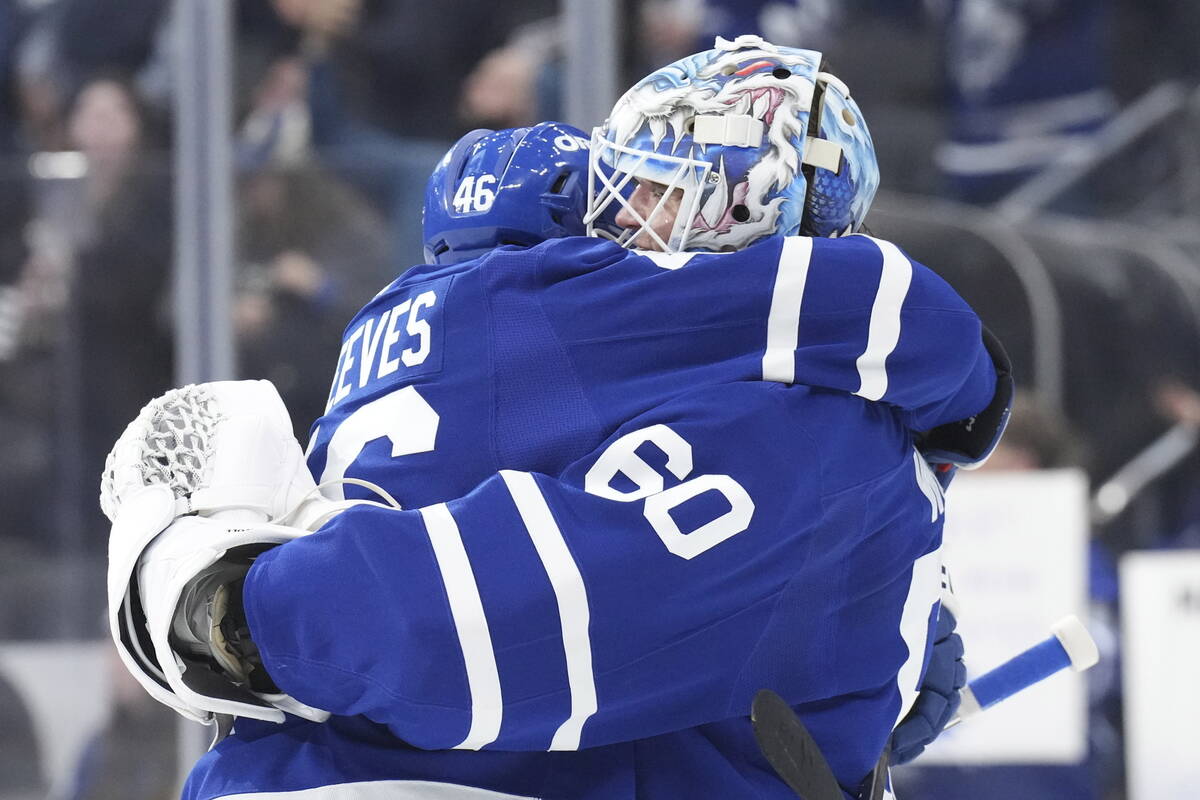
[751, 689, 846, 800]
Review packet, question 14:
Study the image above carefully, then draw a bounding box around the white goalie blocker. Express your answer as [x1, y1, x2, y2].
[101, 380, 359, 725]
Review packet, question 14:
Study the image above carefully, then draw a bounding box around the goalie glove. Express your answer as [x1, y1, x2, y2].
[101, 380, 362, 724]
[128, 514, 329, 723]
[101, 380, 344, 528]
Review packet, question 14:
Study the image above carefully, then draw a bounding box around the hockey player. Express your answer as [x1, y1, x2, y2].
[103, 37, 1007, 799]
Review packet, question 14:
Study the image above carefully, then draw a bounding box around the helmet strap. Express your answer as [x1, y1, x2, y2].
[799, 72, 829, 236]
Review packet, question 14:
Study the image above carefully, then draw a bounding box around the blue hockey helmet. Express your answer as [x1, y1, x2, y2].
[587, 35, 879, 252]
[423, 121, 619, 265]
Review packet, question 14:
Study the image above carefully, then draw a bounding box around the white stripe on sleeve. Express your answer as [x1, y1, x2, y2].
[855, 238, 913, 401]
[419, 503, 503, 750]
[499, 470, 597, 751]
[219, 779, 537, 799]
[761, 236, 815, 383]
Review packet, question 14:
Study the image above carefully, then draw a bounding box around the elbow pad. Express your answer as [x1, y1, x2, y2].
[917, 327, 1014, 469]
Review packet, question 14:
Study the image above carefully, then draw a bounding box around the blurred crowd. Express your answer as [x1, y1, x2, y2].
[0, 1, 1197, 799]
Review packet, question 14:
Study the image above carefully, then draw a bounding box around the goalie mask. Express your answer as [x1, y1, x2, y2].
[586, 35, 879, 252]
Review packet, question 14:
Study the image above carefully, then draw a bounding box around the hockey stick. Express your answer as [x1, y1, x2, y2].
[753, 615, 1099, 798]
[945, 614, 1098, 728]
[752, 689, 846, 800]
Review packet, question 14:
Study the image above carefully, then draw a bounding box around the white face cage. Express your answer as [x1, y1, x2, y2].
[585, 128, 715, 253]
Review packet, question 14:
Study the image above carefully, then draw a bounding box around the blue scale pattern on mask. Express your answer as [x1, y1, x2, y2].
[803, 168, 856, 236]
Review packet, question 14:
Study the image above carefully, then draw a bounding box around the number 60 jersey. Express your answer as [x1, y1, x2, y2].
[187, 235, 998, 800]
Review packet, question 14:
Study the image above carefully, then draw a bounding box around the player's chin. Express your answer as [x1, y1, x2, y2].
[632, 231, 665, 251]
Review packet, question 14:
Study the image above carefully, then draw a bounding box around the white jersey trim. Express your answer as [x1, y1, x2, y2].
[855, 238, 913, 402]
[894, 547, 943, 728]
[215, 779, 538, 799]
[419, 503, 503, 750]
[762, 236, 814, 384]
[500, 470, 598, 751]
[912, 450, 946, 523]
[638, 250, 698, 270]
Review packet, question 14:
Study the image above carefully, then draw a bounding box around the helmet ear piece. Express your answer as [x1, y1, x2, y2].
[802, 71, 879, 238]
[798, 70, 830, 237]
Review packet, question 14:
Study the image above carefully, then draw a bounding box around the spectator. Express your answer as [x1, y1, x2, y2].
[459, 17, 560, 130]
[231, 49, 391, 432]
[14, 0, 165, 150]
[930, 0, 1117, 205]
[273, 0, 552, 140]
[265, 0, 556, 262]
[236, 160, 390, 435]
[66, 74, 173, 546]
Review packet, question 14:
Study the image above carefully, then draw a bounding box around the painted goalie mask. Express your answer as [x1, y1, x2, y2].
[586, 35, 879, 252]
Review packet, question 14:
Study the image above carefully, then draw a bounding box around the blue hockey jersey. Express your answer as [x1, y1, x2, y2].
[184, 235, 996, 800]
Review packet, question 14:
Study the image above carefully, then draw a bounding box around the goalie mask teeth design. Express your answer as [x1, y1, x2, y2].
[100, 384, 225, 519]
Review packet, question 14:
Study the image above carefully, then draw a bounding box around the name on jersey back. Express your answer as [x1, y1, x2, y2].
[325, 276, 450, 412]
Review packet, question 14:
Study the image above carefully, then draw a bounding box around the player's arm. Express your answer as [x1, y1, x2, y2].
[239, 383, 850, 751]
[535, 234, 1010, 465]
[752, 234, 1001, 435]
[771, 235, 1015, 470]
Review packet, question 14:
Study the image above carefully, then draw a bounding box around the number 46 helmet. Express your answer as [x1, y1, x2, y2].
[423, 121, 619, 265]
[586, 35, 879, 253]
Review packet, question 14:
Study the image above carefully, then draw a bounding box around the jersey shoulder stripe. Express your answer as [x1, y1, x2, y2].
[854, 237, 914, 401]
[762, 236, 815, 383]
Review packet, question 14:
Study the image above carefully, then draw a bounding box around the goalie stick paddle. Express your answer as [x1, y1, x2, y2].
[751, 689, 846, 800]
